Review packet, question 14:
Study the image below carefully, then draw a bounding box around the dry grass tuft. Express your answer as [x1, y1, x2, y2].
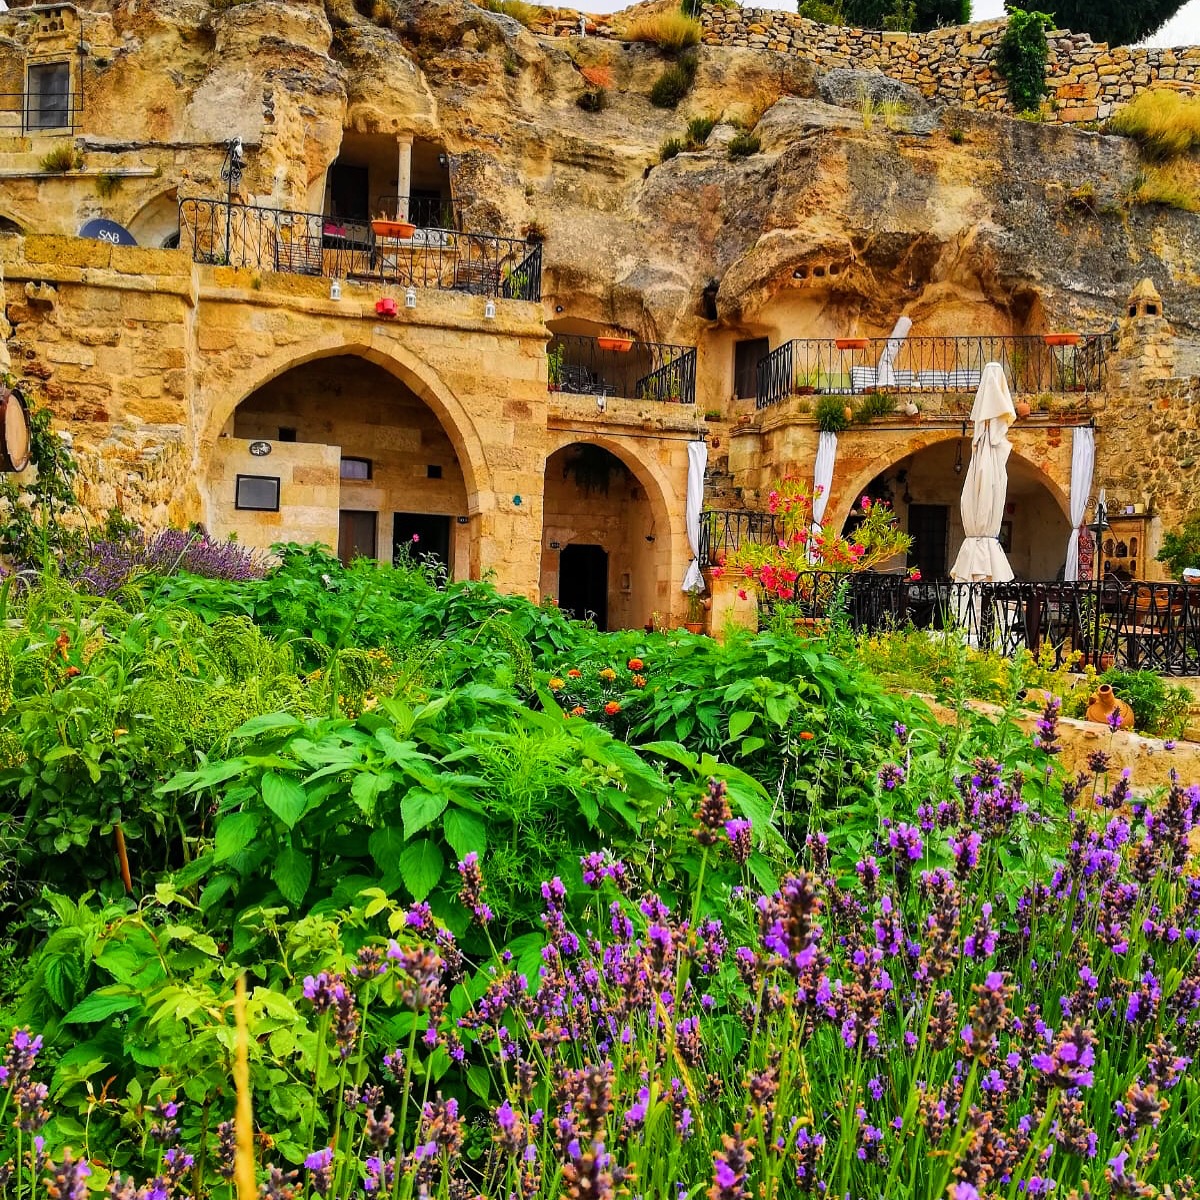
[480, 0, 541, 29]
[619, 10, 702, 51]
[1107, 89, 1200, 161]
[1132, 161, 1200, 213]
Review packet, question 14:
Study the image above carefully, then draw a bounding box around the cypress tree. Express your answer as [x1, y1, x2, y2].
[1033, 1, 1188, 46]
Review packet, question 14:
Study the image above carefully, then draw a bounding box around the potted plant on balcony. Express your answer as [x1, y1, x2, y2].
[815, 394, 853, 433]
[684, 588, 707, 634]
[547, 345, 564, 391]
[372, 212, 417, 240]
[1043, 332, 1081, 347]
[835, 336, 871, 351]
[597, 332, 635, 352]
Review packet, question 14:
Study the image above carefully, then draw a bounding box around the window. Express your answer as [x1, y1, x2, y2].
[426, 464, 442, 479]
[733, 337, 769, 401]
[341, 457, 372, 480]
[26, 62, 70, 131]
[235, 475, 280, 512]
[278, 427, 297, 443]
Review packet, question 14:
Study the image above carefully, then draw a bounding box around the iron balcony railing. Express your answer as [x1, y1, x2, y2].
[699, 509, 780, 567]
[702, 558, 1200, 677]
[0, 91, 80, 135]
[373, 195, 460, 230]
[178, 198, 542, 302]
[547, 334, 697, 405]
[755, 334, 1112, 410]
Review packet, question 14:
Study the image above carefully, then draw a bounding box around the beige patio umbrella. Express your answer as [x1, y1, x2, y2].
[950, 362, 1016, 584]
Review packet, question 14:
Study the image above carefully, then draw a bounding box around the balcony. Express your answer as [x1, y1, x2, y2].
[755, 334, 1112, 411]
[178, 198, 542, 302]
[548, 334, 697, 405]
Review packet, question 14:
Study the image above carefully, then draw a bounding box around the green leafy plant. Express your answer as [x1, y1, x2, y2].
[685, 114, 716, 145]
[1097, 668, 1192, 738]
[1157, 510, 1200, 577]
[853, 390, 896, 422]
[650, 52, 698, 108]
[660, 136, 685, 161]
[797, 0, 846, 21]
[994, 8, 1051, 114]
[815, 393, 853, 432]
[727, 130, 761, 158]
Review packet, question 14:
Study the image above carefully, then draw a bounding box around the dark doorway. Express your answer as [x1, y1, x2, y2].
[393, 513, 451, 571]
[733, 337, 770, 401]
[338, 510, 377, 566]
[329, 164, 370, 221]
[907, 504, 950, 580]
[558, 544, 609, 630]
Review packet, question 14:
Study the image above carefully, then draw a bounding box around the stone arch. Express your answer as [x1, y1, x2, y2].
[127, 190, 180, 248]
[0, 212, 27, 235]
[541, 431, 687, 629]
[199, 332, 489, 514]
[831, 429, 1070, 535]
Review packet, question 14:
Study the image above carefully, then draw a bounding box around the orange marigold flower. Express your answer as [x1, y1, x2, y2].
[548, 677, 565, 690]
[632, 674, 647, 688]
[567, 668, 582, 678]
[627, 657, 645, 672]
[571, 705, 586, 716]
[599, 668, 617, 682]
[799, 730, 814, 740]
[604, 701, 621, 715]
[65, 666, 81, 678]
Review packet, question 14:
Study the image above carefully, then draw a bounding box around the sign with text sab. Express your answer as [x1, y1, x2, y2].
[77, 218, 137, 247]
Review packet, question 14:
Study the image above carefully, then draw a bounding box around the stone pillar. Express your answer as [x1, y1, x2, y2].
[710, 572, 759, 640]
[395, 134, 413, 221]
[1111, 277, 1176, 395]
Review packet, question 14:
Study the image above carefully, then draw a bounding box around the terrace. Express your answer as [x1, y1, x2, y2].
[700, 511, 1200, 676]
[547, 334, 697, 405]
[178, 197, 542, 302]
[755, 333, 1112, 412]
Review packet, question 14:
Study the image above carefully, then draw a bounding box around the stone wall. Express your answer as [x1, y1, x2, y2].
[697, 8, 1200, 123]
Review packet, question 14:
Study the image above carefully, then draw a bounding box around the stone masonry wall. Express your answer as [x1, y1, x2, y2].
[698, 9, 1200, 124]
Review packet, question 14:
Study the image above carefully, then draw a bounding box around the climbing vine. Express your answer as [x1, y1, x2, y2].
[994, 7, 1052, 114]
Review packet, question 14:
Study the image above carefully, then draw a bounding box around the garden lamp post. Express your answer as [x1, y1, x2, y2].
[220, 136, 246, 264]
[1087, 493, 1110, 660]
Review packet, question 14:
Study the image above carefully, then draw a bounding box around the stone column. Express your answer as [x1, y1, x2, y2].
[395, 134, 413, 221]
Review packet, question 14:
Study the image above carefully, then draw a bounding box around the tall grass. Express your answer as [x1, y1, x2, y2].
[480, 0, 541, 28]
[1132, 162, 1200, 213]
[1107, 89, 1200, 160]
[619, 10, 702, 50]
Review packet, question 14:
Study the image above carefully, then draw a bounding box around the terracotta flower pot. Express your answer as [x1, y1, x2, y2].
[372, 218, 416, 239]
[1014, 399, 1031, 418]
[1043, 332, 1081, 347]
[1086, 683, 1134, 729]
[684, 621, 705, 634]
[835, 337, 870, 351]
[842, 405, 854, 423]
[597, 336, 634, 352]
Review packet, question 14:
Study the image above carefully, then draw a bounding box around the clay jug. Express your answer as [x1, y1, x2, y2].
[1086, 683, 1134, 730]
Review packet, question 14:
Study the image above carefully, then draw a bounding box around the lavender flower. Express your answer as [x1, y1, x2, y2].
[303, 1148, 334, 1198]
[725, 818, 753, 865]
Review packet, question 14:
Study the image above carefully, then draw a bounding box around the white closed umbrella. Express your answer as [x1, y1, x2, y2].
[874, 315, 912, 388]
[950, 362, 1016, 583]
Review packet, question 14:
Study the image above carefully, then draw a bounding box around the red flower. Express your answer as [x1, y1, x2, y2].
[568, 668, 582, 678]
[627, 658, 645, 672]
[799, 730, 814, 740]
[604, 701, 621, 716]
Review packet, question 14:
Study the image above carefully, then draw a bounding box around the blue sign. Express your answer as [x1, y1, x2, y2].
[77, 218, 137, 247]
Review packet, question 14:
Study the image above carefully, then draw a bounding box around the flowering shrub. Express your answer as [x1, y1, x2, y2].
[62, 525, 267, 596]
[718, 479, 916, 605]
[4, 758, 1199, 1198]
[545, 657, 648, 719]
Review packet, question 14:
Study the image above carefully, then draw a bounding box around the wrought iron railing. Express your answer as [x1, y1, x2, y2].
[756, 334, 1112, 410]
[178, 198, 542, 301]
[373, 195, 460, 230]
[0, 91, 80, 135]
[699, 509, 780, 567]
[711, 564, 1200, 677]
[547, 335, 697, 404]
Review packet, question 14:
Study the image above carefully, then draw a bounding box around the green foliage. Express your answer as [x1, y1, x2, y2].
[842, 0, 968, 30]
[1157, 511, 1200, 576]
[94, 172, 122, 199]
[797, 0, 846, 22]
[650, 52, 698, 108]
[852, 390, 896, 422]
[1031, 0, 1189, 46]
[815, 393, 853, 432]
[727, 130, 761, 158]
[686, 114, 717, 145]
[995, 8, 1051, 113]
[0, 391, 80, 564]
[1098, 668, 1193, 738]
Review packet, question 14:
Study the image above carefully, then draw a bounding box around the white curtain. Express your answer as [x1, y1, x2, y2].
[1063, 426, 1095, 582]
[874, 315, 912, 388]
[808, 431, 838, 562]
[682, 439, 707, 594]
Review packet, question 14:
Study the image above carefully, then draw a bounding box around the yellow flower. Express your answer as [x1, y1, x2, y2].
[549, 677, 565, 691]
[599, 668, 617, 682]
[113, 728, 128, 737]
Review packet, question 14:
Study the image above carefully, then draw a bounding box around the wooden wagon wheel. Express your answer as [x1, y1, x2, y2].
[0, 387, 31, 473]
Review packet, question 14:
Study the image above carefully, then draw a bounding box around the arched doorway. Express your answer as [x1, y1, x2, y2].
[209, 354, 470, 573]
[127, 191, 180, 248]
[541, 442, 665, 631]
[845, 440, 1071, 581]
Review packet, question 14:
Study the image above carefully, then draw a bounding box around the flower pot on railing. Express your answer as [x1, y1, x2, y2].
[835, 337, 871, 351]
[1043, 333, 1081, 347]
[372, 218, 416, 240]
[597, 335, 635, 352]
